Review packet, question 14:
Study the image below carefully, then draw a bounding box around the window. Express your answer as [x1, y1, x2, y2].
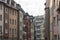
[0, 26, 2, 36]
[58, 21, 60, 38]
[7, 0, 9, 4]
[0, 15, 2, 21]
[12, 29, 14, 34]
[10, 19, 11, 24]
[0, 4, 2, 10]
[9, 9, 11, 14]
[23, 27, 27, 32]
[36, 30, 40, 33]
[12, 10, 14, 15]
[5, 18, 8, 23]
[35, 27, 40, 29]
[11, 9, 12, 14]
[36, 35, 40, 38]
[54, 0, 55, 7]
[15, 11, 16, 16]
[23, 34, 27, 39]
[12, 19, 14, 24]
[20, 18, 22, 22]
[53, 17, 55, 26]
[59, 1, 60, 7]
[37, 26, 40, 29]
[54, 35, 57, 40]
[15, 29, 16, 34]
[5, 8, 8, 13]
[15, 11, 18, 16]
[12, 29, 14, 40]
[14, 10, 16, 16]
[5, 29, 8, 34]
[13, 10, 15, 15]
[10, 28, 11, 34]
[58, 35, 60, 40]
[15, 20, 16, 25]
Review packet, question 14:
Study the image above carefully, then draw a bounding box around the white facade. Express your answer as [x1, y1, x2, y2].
[34, 16, 45, 40]
[19, 11, 24, 40]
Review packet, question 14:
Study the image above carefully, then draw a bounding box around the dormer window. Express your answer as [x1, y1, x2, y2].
[7, 0, 10, 4]
[11, 0, 15, 6]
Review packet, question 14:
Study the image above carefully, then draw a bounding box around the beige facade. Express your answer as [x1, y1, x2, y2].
[40, 25, 45, 40]
[8, 8, 18, 40]
[0, 0, 20, 40]
[4, 4, 18, 40]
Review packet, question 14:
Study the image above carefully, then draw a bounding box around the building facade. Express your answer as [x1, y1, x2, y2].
[40, 16, 45, 40]
[29, 15, 34, 40]
[44, 0, 50, 39]
[45, 0, 59, 40]
[55, 0, 60, 40]
[0, 0, 20, 40]
[40, 24, 45, 40]
[34, 16, 45, 40]
[19, 7, 25, 40]
[23, 13, 31, 40]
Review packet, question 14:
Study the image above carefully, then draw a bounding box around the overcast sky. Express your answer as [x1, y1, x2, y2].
[14, 0, 46, 16]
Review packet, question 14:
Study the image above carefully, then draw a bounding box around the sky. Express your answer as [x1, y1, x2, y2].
[14, 0, 46, 16]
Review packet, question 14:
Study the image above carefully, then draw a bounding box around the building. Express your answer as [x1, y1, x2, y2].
[40, 24, 45, 40]
[0, 0, 20, 40]
[44, 0, 50, 40]
[34, 16, 45, 40]
[18, 7, 25, 40]
[29, 15, 34, 40]
[23, 13, 31, 40]
[40, 16, 45, 40]
[45, 0, 59, 40]
[54, 0, 60, 40]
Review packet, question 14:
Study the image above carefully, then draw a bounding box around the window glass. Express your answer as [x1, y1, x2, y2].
[5, 18, 8, 23]
[0, 26, 2, 36]
[10, 19, 11, 24]
[0, 15, 2, 21]
[36, 35, 40, 38]
[5, 29, 8, 34]
[15, 11, 16, 16]
[10, 28, 11, 34]
[15, 20, 16, 25]
[12, 19, 14, 24]
[0, 4, 2, 10]
[5, 7, 8, 13]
